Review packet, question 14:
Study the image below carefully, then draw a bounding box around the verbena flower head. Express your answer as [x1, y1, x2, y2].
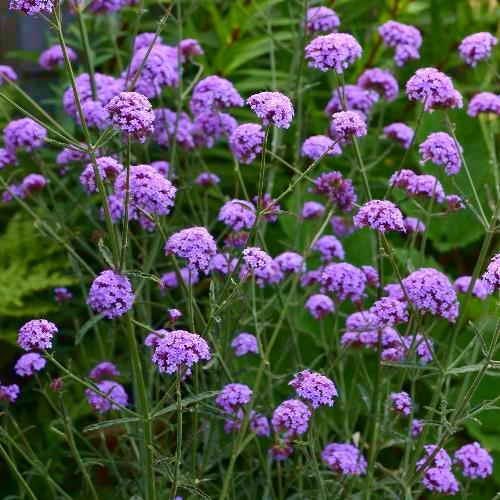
[324, 85, 378, 117]
[9, 0, 53, 15]
[454, 442, 493, 479]
[404, 217, 425, 233]
[301, 135, 341, 160]
[22, 174, 47, 195]
[106, 92, 155, 142]
[354, 200, 406, 233]
[482, 253, 500, 294]
[321, 443, 367, 476]
[231, 333, 259, 356]
[0, 148, 17, 169]
[178, 38, 204, 60]
[164, 227, 217, 275]
[320, 263, 366, 302]
[85, 380, 129, 414]
[275, 252, 305, 273]
[87, 270, 135, 319]
[191, 111, 237, 149]
[4, 118, 47, 152]
[54, 287, 72, 303]
[453, 276, 489, 300]
[39, 45, 76, 70]
[305, 6, 340, 33]
[390, 391, 411, 416]
[392, 172, 445, 203]
[161, 267, 199, 289]
[459, 32, 497, 66]
[305, 33, 362, 73]
[403, 268, 459, 322]
[215, 383, 252, 413]
[253, 193, 280, 222]
[56, 145, 89, 166]
[301, 201, 325, 219]
[417, 445, 459, 495]
[89, 361, 121, 381]
[167, 309, 182, 325]
[0, 384, 20, 404]
[394, 44, 420, 66]
[250, 413, 270, 437]
[384, 122, 414, 149]
[378, 20, 422, 48]
[312, 235, 345, 262]
[18, 319, 58, 351]
[152, 330, 211, 374]
[218, 199, 256, 231]
[419, 132, 462, 176]
[80, 157, 123, 193]
[14, 353, 46, 377]
[417, 444, 453, 470]
[370, 297, 409, 326]
[133, 32, 162, 51]
[190, 76, 243, 115]
[406, 68, 462, 111]
[114, 164, 176, 215]
[289, 370, 337, 408]
[154, 108, 195, 149]
[210, 253, 237, 275]
[87, 0, 129, 14]
[0, 65, 18, 85]
[247, 91, 294, 128]
[402, 334, 434, 364]
[412, 419, 423, 438]
[269, 443, 294, 461]
[305, 294, 335, 320]
[195, 172, 220, 187]
[79, 100, 109, 129]
[271, 399, 311, 438]
[331, 111, 367, 140]
[229, 123, 264, 164]
[151, 160, 170, 177]
[330, 216, 356, 237]
[311, 171, 357, 211]
[467, 92, 500, 117]
[362, 265, 380, 287]
[242, 247, 273, 272]
[357, 68, 399, 101]
[2, 183, 26, 203]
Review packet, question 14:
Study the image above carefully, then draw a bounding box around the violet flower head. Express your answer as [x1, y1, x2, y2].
[453, 276, 489, 300]
[311, 171, 357, 211]
[357, 68, 399, 101]
[482, 253, 500, 294]
[384, 122, 414, 149]
[225, 231, 249, 249]
[467, 92, 500, 117]
[85, 380, 128, 414]
[22, 174, 47, 195]
[403, 268, 459, 322]
[289, 370, 337, 409]
[54, 287, 72, 303]
[406, 68, 462, 111]
[0, 384, 20, 404]
[305, 33, 362, 73]
[305, 294, 335, 320]
[242, 259, 284, 288]
[454, 442, 493, 479]
[87, 270, 135, 319]
[403, 334, 434, 364]
[275, 252, 305, 273]
[210, 253, 237, 275]
[370, 297, 409, 326]
[195, 172, 220, 187]
[87, 0, 129, 14]
[459, 32, 497, 66]
[353, 200, 406, 233]
[419, 132, 462, 176]
[229, 123, 264, 164]
[218, 199, 256, 231]
[412, 419, 423, 438]
[80, 157, 123, 193]
[2, 183, 26, 203]
[9, 0, 53, 15]
[253, 193, 280, 223]
[305, 6, 340, 33]
[114, 164, 176, 215]
[271, 399, 311, 438]
[231, 333, 259, 357]
[152, 330, 211, 374]
[407, 174, 445, 203]
[404, 217, 425, 233]
[133, 32, 162, 52]
[191, 111, 237, 149]
[161, 268, 199, 289]
[178, 38, 204, 60]
[247, 91, 294, 129]
[330, 216, 356, 237]
[190, 76, 243, 115]
[301, 201, 325, 220]
[14, 353, 46, 377]
[390, 391, 412, 416]
[79, 100, 110, 129]
[320, 263, 366, 302]
[106, 92, 155, 142]
[164, 227, 217, 275]
[312, 235, 345, 262]
[0, 148, 17, 169]
[324, 85, 378, 118]
[251, 413, 270, 437]
[242, 247, 273, 272]
[167, 309, 182, 325]
[56, 145, 89, 166]
[269, 443, 294, 461]
[321, 443, 367, 476]
[215, 383, 252, 413]
[301, 135, 341, 160]
[4, 118, 47, 152]
[89, 361, 121, 381]
[0, 65, 18, 85]
[39, 45, 76, 70]
[378, 21, 422, 66]
[154, 108, 195, 149]
[362, 265, 380, 287]
[417, 445, 459, 495]
[18, 319, 58, 351]
[417, 445, 453, 470]
[151, 160, 170, 177]
[331, 111, 367, 140]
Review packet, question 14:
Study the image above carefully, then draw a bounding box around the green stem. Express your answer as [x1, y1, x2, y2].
[119, 135, 132, 271]
[74, 5, 97, 99]
[0, 441, 37, 500]
[170, 369, 183, 500]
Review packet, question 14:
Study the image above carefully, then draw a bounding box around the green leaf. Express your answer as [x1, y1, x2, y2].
[152, 391, 219, 418]
[98, 239, 115, 269]
[83, 417, 140, 433]
[125, 270, 164, 288]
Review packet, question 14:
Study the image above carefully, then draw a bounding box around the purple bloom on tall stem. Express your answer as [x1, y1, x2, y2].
[229, 124, 264, 164]
[18, 319, 58, 351]
[4, 118, 47, 152]
[271, 399, 311, 438]
[231, 333, 259, 357]
[289, 370, 337, 408]
[215, 383, 252, 413]
[330, 111, 367, 140]
[210, 253, 237, 275]
[87, 270, 135, 319]
[247, 92, 294, 129]
[310, 171, 357, 211]
[459, 32, 497, 66]
[453, 276, 489, 300]
[301, 201, 325, 220]
[353, 200, 406, 233]
[324, 85, 378, 118]
[275, 252, 305, 273]
[312, 235, 345, 262]
[195, 172, 220, 187]
[89, 361, 121, 381]
[14, 353, 46, 377]
[305, 33, 362, 73]
[154, 108, 195, 149]
[467, 92, 500, 117]
[404, 217, 425, 234]
[80, 157, 124, 193]
[178, 38, 204, 60]
[301, 135, 341, 159]
[0, 384, 20, 404]
[0, 65, 18, 85]
[383, 123, 414, 149]
[242, 247, 273, 272]
[0, 148, 17, 168]
[454, 442, 493, 479]
[419, 132, 462, 176]
[361, 266, 380, 287]
[389, 391, 412, 416]
[370, 297, 409, 326]
[412, 419, 423, 438]
[321, 443, 367, 476]
[218, 200, 256, 231]
[482, 253, 500, 294]
[305, 294, 335, 320]
[190, 76, 243, 115]
[305, 6, 340, 33]
[39, 45, 76, 70]
[378, 21, 422, 66]
[133, 32, 163, 52]
[54, 287, 72, 303]
[320, 262, 366, 302]
[85, 380, 129, 414]
[357, 68, 399, 101]
[9, 0, 53, 15]
[160, 267, 200, 289]
[22, 174, 47, 195]
[416, 445, 459, 495]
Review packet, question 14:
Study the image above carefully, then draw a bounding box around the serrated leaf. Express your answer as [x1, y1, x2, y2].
[83, 417, 140, 433]
[125, 270, 164, 288]
[98, 239, 115, 269]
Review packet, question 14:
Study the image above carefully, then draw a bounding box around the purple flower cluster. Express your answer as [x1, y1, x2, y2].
[459, 32, 497, 66]
[229, 124, 264, 164]
[453, 276, 489, 300]
[305, 33, 362, 73]
[242, 247, 273, 272]
[289, 370, 337, 409]
[312, 235, 345, 262]
[4, 118, 47, 152]
[85, 380, 129, 414]
[9, 0, 53, 15]
[331, 111, 367, 141]
[247, 92, 294, 129]
[301, 201, 325, 219]
[370, 297, 409, 326]
[467, 92, 500, 117]
[195, 172, 220, 187]
[417, 445, 459, 495]
[54, 287, 72, 303]
[275, 252, 304, 273]
[0, 148, 17, 168]
[321, 443, 367, 476]
[210, 253, 237, 275]
[271, 399, 311, 438]
[378, 21, 422, 66]
[160, 267, 199, 289]
[390, 169, 445, 203]
[80, 157, 123, 193]
[383, 122, 414, 149]
[39, 45, 76, 70]
[89, 361, 121, 381]
[357, 68, 399, 101]
[87, 270, 135, 319]
[362, 265, 380, 287]
[404, 217, 425, 233]
[301, 135, 341, 160]
[18, 319, 58, 351]
[0, 65, 18, 85]
[178, 39, 204, 60]
[218, 199, 256, 231]
[0, 384, 20, 404]
[320, 262, 366, 303]
[305, 6, 340, 33]
[215, 383, 252, 413]
[153, 108, 195, 149]
[190, 76, 243, 115]
[482, 253, 499, 294]
[152, 330, 211, 374]
[324, 85, 378, 118]
[354, 200, 406, 233]
[231, 333, 259, 357]
[14, 352, 46, 377]
[419, 132, 462, 176]
[311, 171, 357, 211]
[305, 294, 335, 320]
[164, 227, 217, 275]
[454, 442, 493, 479]
[390, 391, 412, 416]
